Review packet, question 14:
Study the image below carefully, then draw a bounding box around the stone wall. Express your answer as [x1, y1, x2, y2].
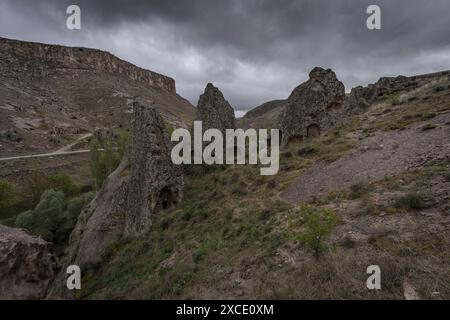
[0, 37, 176, 93]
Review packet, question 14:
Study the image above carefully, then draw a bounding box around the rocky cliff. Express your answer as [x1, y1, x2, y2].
[0, 37, 195, 158]
[0, 37, 175, 93]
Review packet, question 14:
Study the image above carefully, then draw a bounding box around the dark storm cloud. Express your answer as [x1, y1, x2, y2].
[1, 0, 450, 114]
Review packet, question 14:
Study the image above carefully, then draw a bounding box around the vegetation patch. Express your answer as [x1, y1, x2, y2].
[287, 204, 337, 257]
[394, 192, 426, 211]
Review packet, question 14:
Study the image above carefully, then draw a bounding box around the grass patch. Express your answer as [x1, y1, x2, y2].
[287, 204, 337, 257]
[394, 192, 426, 210]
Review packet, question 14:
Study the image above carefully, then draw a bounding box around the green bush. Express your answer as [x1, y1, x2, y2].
[291, 204, 337, 257]
[433, 86, 446, 93]
[394, 192, 426, 210]
[15, 189, 65, 242]
[389, 95, 402, 106]
[349, 183, 372, 200]
[0, 181, 13, 201]
[48, 174, 79, 197]
[0, 181, 16, 218]
[90, 131, 128, 190]
[14, 190, 94, 254]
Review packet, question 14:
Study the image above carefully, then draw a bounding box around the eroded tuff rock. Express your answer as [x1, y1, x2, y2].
[66, 101, 183, 268]
[0, 37, 175, 92]
[195, 83, 235, 133]
[0, 225, 58, 299]
[279, 67, 346, 146]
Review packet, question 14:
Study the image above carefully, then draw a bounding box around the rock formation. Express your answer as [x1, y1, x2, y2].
[0, 37, 196, 158]
[279, 67, 346, 146]
[345, 70, 450, 114]
[0, 37, 175, 93]
[66, 101, 183, 268]
[195, 83, 235, 133]
[0, 225, 58, 299]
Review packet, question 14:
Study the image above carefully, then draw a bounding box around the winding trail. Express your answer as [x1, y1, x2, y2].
[0, 133, 92, 162]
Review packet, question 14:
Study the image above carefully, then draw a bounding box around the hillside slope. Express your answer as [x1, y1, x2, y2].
[237, 99, 286, 129]
[0, 37, 196, 157]
[72, 70, 450, 300]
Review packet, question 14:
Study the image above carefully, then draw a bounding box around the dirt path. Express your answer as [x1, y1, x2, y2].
[0, 133, 92, 162]
[55, 133, 92, 153]
[0, 149, 91, 162]
[280, 112, 450, 205]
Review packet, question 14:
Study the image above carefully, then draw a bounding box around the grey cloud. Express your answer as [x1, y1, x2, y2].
[1, 0, 450, 112]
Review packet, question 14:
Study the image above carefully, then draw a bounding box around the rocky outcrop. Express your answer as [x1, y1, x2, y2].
[279, 67, 346, 146]
[0, 37, 176, 93]
[195, 83, 235, 133]
[66, 101, 183, 268]
[346, 70, 450, 114]
[0, 225, 58, 300]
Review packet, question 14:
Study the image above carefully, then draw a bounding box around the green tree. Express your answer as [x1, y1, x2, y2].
[90, 130, 128, 191]
[291, 204, 337, 257]
[15, 189, 65, 242]
[48, 174, 79, 197]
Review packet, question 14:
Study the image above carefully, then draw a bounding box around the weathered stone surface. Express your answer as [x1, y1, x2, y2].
[345, 70, 450, 114]
[279, 67, 346, 146]
[67, 101, 183, 268]
[195, 83, 235, 133]
[0, 37, 176, 93]
[0, 225, 58, 300]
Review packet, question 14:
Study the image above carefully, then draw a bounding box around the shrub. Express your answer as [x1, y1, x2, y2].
[291, 204, 337, 257]
[0, 180, 13, 202]
[48, 174, 79, 197]
[389, 95, 402, 106]
[15, 190, 94, 254]
[90, 135, 125, 191]
[433, 86, 446, 93]
[349, 183, 372, 200]
[297, 146, 318, 157]
[394, 192, 426, 210]
[20, 172, 53, 210]
[15, 189, 65, 242]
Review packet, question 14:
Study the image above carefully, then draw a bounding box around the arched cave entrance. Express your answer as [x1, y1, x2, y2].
[307, 124, 321, 137]
[157, 186, 177, 211]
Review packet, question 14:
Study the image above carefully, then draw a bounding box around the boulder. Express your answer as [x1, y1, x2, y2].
[279, 67, 346, 146]
[0, 225, 58, 299]
[67, 101, 184, 268]
[195, 83, 235, 133]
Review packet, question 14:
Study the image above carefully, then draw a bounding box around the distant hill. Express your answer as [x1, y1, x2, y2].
[0, 37, 196, 157]
[237, 99, 286, 129]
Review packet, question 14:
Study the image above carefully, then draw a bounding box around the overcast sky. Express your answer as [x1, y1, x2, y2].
[1, 0, 450, 115]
